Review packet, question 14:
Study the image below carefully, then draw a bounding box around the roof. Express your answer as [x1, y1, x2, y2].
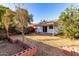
[27, 23, 36, 28]
[35, 20, 58, 26]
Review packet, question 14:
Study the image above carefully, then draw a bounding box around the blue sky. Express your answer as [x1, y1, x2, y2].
[0, 3, 77, 23]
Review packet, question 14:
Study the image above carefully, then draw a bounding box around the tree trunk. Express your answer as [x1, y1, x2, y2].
[6, 29, 9, 39]
[53, 25, 54, 36]
[22, 31, 25, 41]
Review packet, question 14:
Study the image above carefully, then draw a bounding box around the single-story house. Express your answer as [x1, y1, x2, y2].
[35, 20, 60, 35]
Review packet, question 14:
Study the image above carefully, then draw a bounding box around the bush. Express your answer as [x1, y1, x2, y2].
[59, 6, 79, 39]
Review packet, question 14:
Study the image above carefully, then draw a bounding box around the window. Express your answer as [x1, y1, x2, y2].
[49, 25, 53, 29]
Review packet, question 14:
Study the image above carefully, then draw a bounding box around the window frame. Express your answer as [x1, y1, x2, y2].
[49, 25, 53, 29]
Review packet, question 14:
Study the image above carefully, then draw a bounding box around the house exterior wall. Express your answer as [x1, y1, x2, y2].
[47, 26, 59, 35]
[36, 26, 59, 35]
[36, 26, 43, 33]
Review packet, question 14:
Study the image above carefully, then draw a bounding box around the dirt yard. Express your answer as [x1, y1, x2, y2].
[25, 33, 79, 48]
[9, 33, 79, 56]
[0, 39, 24, 56]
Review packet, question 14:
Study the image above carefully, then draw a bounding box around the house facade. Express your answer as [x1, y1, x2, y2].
[35, 20, 59, 35]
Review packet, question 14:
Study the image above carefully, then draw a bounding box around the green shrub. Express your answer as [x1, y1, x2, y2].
[59, 6, 79, 39]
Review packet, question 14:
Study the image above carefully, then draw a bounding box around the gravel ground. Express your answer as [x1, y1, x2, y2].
[0, 39, 24, 56]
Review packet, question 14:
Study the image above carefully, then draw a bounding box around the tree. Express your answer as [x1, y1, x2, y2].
[59, 6, 79, 39]
[39, 19, 47, 24]
[0, 5, 9, 29]
[14, 4, 29, 41]
[2, 9, 13, 38]
[28, 14, 33, 23]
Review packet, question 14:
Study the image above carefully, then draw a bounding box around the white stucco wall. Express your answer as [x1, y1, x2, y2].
[36, 26, 59, 35]
[47, 26, 59, 35]
[36, 26, 43, 33]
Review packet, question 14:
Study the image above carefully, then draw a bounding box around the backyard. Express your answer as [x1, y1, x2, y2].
[25, 33, 79, 49]
[3, 33, 79, 56]
[0, 3, 79, 56]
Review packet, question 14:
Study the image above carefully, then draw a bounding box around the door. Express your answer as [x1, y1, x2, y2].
[43, 26, 47, 32]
